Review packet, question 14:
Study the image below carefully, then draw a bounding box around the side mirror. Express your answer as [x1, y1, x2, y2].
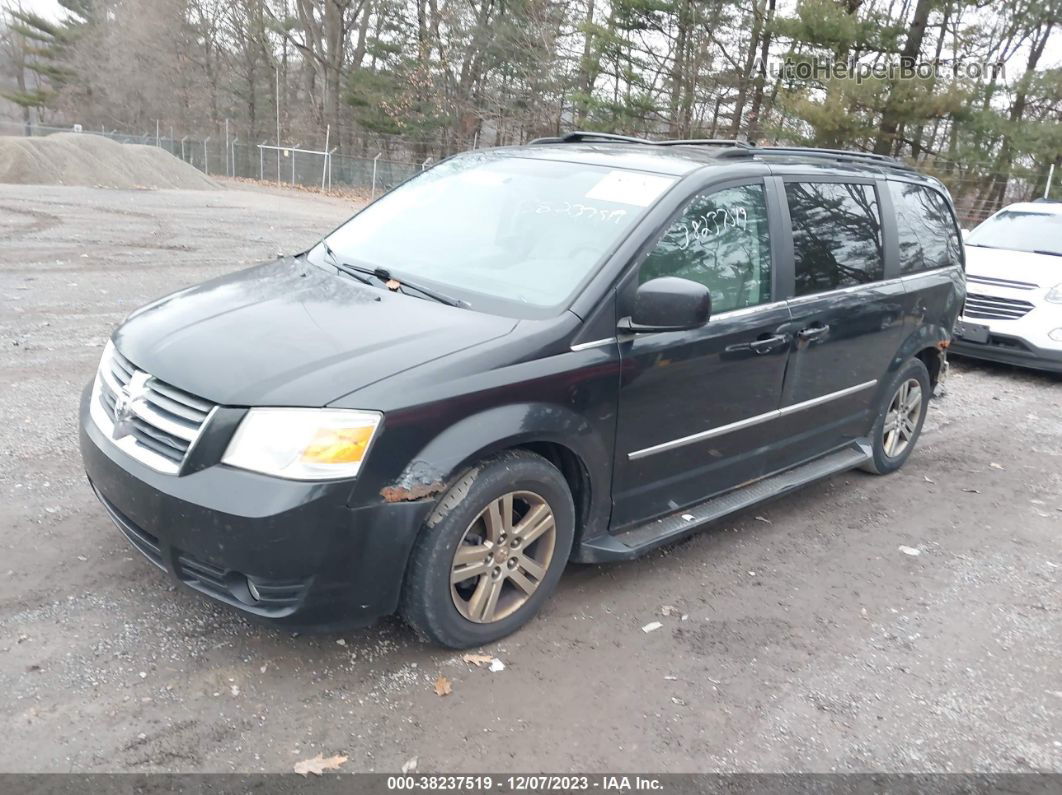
[619, 277, 711, 333]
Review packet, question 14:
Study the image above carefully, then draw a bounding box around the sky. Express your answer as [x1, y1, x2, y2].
[13, 0, 63, 18]
[11, 0, 1062, 66]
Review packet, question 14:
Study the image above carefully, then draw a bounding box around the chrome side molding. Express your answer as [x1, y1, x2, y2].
[628, 380, 877, 460]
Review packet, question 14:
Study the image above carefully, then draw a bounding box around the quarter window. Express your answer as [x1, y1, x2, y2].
[785, 182, 884, 296]
[639, 183, 772, 314]
[889, 181, 961, 273]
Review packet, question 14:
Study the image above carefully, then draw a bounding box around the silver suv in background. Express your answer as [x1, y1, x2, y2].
[953, 200, 1062, 373]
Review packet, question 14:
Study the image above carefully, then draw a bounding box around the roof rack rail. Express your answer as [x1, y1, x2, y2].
[529, 131, 750, 149]
[527, 133, 916, 172]
[656, 138, 750, 148]
[529, 131, 654, 145]
[717, 145, 914, 171]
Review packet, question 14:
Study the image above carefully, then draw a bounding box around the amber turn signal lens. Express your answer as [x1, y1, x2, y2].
[301, 426, 375, 464]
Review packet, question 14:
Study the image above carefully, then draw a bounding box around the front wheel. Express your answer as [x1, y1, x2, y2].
[400, 451, 574, 648]
[862, 357, 931, 475]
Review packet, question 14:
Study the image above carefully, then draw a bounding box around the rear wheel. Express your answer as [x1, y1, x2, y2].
[862, 357, 931, 475]
[400, 451, 574, 648]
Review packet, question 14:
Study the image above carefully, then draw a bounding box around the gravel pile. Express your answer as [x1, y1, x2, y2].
[0, 132, 218, 190]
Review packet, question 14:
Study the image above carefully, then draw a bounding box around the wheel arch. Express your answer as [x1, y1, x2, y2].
[382, 402, 612, 552]
[893, 323, 950, 389]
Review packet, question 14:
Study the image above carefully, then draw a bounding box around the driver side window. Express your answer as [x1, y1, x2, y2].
[639, 183, 772, 314]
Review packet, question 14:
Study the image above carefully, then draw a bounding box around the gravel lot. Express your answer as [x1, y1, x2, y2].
[1, 183, 1059, 774]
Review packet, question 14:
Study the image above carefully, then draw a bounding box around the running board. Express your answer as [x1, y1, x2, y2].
[579, 441, 872, 562]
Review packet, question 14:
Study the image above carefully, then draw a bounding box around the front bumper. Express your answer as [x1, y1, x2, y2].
[951, 332, 1062, 374]
[79, 386, 433, 630]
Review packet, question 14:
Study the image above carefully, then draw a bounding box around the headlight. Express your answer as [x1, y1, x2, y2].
[221, 408, 382, 480]
[1046, 283, 1062, 304]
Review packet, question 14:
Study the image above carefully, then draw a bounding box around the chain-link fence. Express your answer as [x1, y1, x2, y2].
[0, 119, 426, 195]
[1, 119, 1055, 224]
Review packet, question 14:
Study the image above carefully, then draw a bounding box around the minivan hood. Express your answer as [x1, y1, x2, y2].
[114, 258, 517, 406]
[964, 245, 1061, 288]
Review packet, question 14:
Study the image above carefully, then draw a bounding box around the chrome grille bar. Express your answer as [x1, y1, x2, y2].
[90, 342, 216, 474]
[966, 275, 1037, 291]
[963, 292, 1034, 321]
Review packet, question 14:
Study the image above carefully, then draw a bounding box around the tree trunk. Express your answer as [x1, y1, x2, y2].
[729, 0, 767, 137]
[874, 0, 934, 154]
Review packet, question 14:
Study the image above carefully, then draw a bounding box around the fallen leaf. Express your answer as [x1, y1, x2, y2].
[642, 621, 663, 633]
[898, 545, 921, 557]
[962, 488, 981, 494]
[293, 753, 347, 777]
[754, 516, 772, 524]
[488, 658, 505, 673]
[923, 475, 935, 484]
[661, 605, 679, 617]
[989, 462, 1004, 470]
[434, 675, 453, 696]
[401, 757, 418, 774]
[461, 653, 494, 667]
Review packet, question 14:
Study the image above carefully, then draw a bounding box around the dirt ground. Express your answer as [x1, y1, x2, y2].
[0, 183, 1059, 774]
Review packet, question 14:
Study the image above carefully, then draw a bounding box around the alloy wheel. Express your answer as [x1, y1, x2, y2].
[883, 377, 923, 458]
[450, 491, 557, 624]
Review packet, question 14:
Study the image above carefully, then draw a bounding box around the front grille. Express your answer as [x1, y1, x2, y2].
[93, 344, 215, 474]
[966, 274, 1038, 291]
[963, 292, 1035, 321]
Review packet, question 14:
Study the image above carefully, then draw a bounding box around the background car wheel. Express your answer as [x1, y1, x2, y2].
[861, 357, 931, 475]
[400, 450, 574, 648]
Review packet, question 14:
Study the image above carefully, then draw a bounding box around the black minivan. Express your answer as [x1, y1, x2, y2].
[79, 133, 965, 648]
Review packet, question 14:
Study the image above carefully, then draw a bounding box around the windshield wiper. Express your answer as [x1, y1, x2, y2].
[377, 267, 470, 309]
[321, 241, 468, 308]
[320, 240, 376, 286]
[1032, 249, 1061, 257]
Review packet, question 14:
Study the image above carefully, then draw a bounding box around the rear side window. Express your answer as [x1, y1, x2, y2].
[785, 182, 884, 296]
[889, 181, 962, 273]
[639, 183, 772, 313]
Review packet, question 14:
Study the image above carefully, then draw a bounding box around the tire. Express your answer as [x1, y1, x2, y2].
[861, 357, 932, 475]
[400, 450, 575, 648]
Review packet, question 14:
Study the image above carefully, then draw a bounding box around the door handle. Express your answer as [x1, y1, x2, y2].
[725, 333, 789, 355]
[797, 325, 830, 342]
[748, 334, 789, 354]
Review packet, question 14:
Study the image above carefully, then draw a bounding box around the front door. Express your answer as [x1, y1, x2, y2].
[611, 180, 792, 530]
[771, 178, 907, 469]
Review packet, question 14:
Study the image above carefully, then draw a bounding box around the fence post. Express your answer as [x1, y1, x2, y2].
[259, 144, 264, 180]
[328, 147, 338, 191]
[204, 137, 210, 175]
[321, 125, 330, 189]
[224, 119, 229, 177]
[1046, 164, 1055, 199]
[371, 152, 382, 200]
[155, 120, 160, 148]
[292, 149, 296, 185]
[230, 138, 238, 178]
[180, 136, 187, 161]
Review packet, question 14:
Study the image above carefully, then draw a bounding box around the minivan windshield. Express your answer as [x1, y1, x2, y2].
[966, 209, 1062, 257]
[320, 152, 676, 313]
